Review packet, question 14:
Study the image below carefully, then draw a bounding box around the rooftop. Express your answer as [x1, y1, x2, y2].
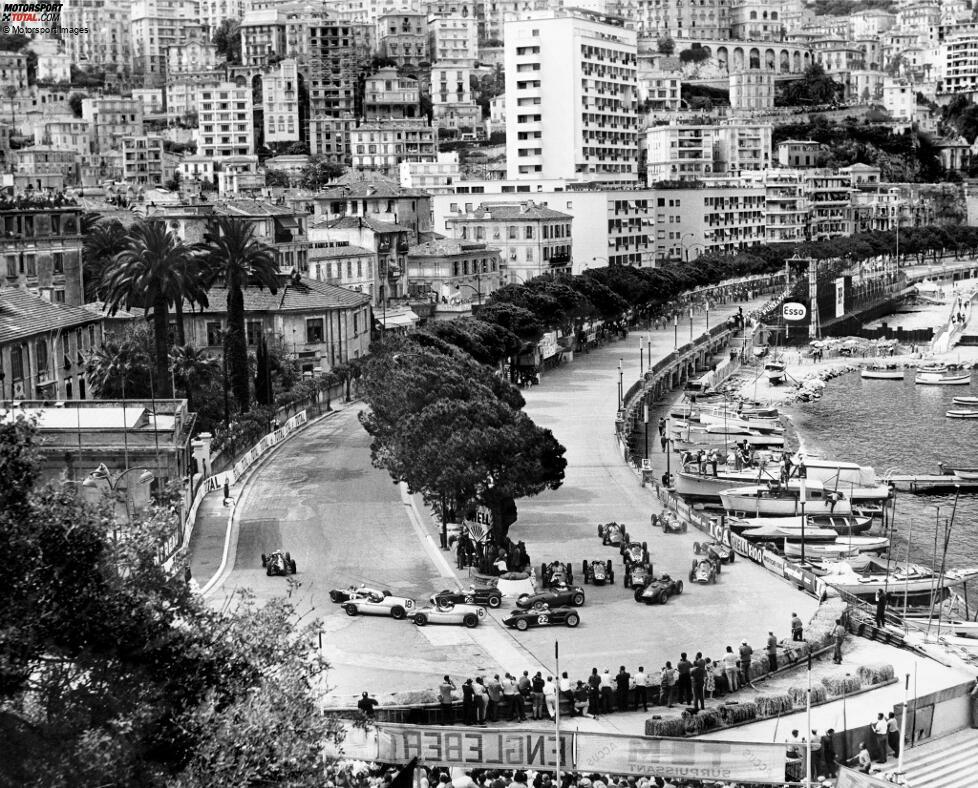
[309, 244, 374, 259]
[0, 289, 101, 344]
[190, 274, 369, 313]
[408, 240, 499, 257]
[317, 215, 412, 234]
[452, 201, 573, 221]
[315, 171, 429, 199]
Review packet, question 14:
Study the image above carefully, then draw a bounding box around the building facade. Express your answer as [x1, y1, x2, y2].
[405, 240, 503, 304]
[122, 135, 166, 186]
[262, 59, 301, 143]
[349, 121, 437, 177]
[195, 82, 255, 159]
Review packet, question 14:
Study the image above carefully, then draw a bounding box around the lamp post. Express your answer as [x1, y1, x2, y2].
[647, 334, 652, 368]
[681, 232, 696, 262]
[643, 402, 649, 465]
[84, 466, 156, 530]
[617, 358, 623, 410]
[455, 275, 483, 306]
[689, 307, 694, 342]
[639, 336, 645, 376]
[673, 313, 678, 349]
[706, 304, 710, 330]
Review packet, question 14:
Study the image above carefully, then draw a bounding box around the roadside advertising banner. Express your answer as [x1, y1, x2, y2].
[367, 726, 787, 784]
[834, 765, 901, 788]
[835, 277, 846, 318]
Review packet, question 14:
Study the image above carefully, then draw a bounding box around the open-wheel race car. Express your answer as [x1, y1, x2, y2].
[623, 561, 655, 590]
[329, 584, 389, 603]
[583, 558, 615, 585]
[412, 599, 486, 628]
[261, 550, 297, 576]
[653, 512, 687, 534]
[598, 521, 628, 546]
[540, 561, 574, 589]
[694, 539, 735, 564]
[343, 590, 416, 619]
[503, 605, 581, 630]
[517, 585, 586, 609]
[433, 585, 503, 609]
[621, 540, 650, 566]
[633, 575, 684, 605]
[689, 557, 719, 584]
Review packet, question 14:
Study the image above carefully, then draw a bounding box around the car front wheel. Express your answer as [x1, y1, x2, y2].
[345, 604, 358, 616]
[676, 581, 684, 595]
[414, 613, 428, 626]
[658, 591, 669, 605]
[487, 594, 502, 608]
[572, 592, 585, 606]
[463, 613, 478, 628]
[566, 613, 580, 628]
[515, 618, 529, 631]
[391, 606, 406, 620]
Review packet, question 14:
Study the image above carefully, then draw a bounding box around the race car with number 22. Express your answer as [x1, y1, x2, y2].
[503, 606, 581, 630]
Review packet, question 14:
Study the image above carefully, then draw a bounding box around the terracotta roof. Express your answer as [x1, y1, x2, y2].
[213, 199, 298, 217]
[457, 202, 572, 221]
[193, 275, 369, 313]
[408, 240, 499, 257]
[0, 289, 102, 344]
[309, 244, 374, 258]
[317, 215, 411, 234]
[315, 170, 429, 198]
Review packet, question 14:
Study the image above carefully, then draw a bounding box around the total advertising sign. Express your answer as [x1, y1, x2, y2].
[352, 726, 787, 784]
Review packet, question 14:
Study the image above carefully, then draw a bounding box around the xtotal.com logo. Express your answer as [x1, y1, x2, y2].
[1, 2, 62, 23]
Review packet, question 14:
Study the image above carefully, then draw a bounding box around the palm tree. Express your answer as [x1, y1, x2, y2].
[102, 220, 195, 397]
[169, 344, 219, 414]
[198, 216, 279, 412]
[83, 219, 128, 302]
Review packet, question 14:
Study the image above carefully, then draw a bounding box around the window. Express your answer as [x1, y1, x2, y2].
[353, 311, 360, 335]
[306, 318, 324, 343]
[508, 226, 518, 239]
[525, 226, 534, 240]
[206, 321, 223, 346]
[246, 320, 262, 346]
[11, 345, 23, 380]
[36, 339, 48, 377]
[53, 252, 64, 274]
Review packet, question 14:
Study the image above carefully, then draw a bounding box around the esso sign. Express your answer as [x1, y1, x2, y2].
[782, 302, 807, 321]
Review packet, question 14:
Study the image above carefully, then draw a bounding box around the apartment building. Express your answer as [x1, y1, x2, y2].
[646, 122, 772, 182]
[363, 68, 421, 119]
[776, 139, 821, 168]
[195, 82, 255, 159]
[504, 10, 638, 185]
[39, 121, 93, 162]
[730, 0, 782, 41]
[131, 0, 205, 86]
[262, 59, 300, 143]
[399, 153, 462, 194]
[744, 169, 808, 243]
[81, 97, 145, 155]
[939, 31, 978, 94]
[429, 14, 478, 63]
[349, 121, 437, 177]
[640, 72, 682, 113]
[635, 0, 730, 39]
[729, 71, 775, 112]
[405, 240, 503, 304]
[312, 174, 432, 243]
[122, 135, 166, 186]
[431, 62, 482, 133]
[0, 53, 28, 93]
[804, 170, 851, 240]
[240, 7, 288, 67]
[200, 0, 246, 38]
[60, 0, 132, 76]
[0, 196, 85, 307]
[166, 40, 222, 77]
[13, 148, 80, 189]
[378, 10, 429, 66]
[443, 200, 572, 283]
[883, 78, 917, 120]
[308, 244, 376, 302]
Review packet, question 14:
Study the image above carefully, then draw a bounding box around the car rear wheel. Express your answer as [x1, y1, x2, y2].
[463, 613, 478, 628]
[689, 570, 695, 582]
[329, 590, 341, 602]
[597, 524, 604, 537]
[266, 567, 274, 577]
[345, 604, 358, 616]
[676, 581, 684, 595]
[415, 613, 428, 626]
[572, 592, 585, 606]
[487, 594, 502, 608]
[582, 560, 589, 582]
[633, 587, 644, 602]
[515, 618, 529, 631]
[289, 559, 297, 574]
[566, 613, 580, 628]
[391, 606, 406, 620]
[693, 542, 701, 554]
[658, 590, 669, 605]
[261, 553, 268, 567]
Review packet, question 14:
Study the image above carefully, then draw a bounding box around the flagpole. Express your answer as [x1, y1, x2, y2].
[897, 671, 910, 776]
[805, 648, 812, 788]
[555, 640, 562, 787]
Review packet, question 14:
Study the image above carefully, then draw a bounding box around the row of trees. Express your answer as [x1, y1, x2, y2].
[0, 418, 345, 786]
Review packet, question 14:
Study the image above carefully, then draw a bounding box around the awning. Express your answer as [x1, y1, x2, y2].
[378, 308, 419, 329]
[277, 216, 300, 228]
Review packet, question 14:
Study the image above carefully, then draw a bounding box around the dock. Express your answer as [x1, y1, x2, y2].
[888, 474, 978, 493]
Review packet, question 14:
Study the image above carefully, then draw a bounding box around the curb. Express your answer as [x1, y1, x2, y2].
[196, 404, 350, 597]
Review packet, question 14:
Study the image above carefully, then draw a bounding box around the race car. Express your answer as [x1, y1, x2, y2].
[583, 559, 615, 585]
[433, 585, 503, 609]
[329, 584, 392, 603]
[540, 561, 574, 589]
[598, 521, 628, 546]
[412, 599, 486, 628]
[623, 561, 655, 590]
[516, 585, 586, 609]
[694, 540, 735, 564]
[633, 575, 684, 605]
[261, 550, 296, 576]
[689, 557, 718, 584]
[503, 605, 581, 631]
[343, 590, 416, 619]
[652, 512, 686, 534]
[621, 540, 650, 566]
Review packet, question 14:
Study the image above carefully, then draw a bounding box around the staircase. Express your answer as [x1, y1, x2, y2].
[900, 728, 978, 788]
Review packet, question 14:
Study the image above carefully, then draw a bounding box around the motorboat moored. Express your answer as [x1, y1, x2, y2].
[820, 559, 978, 603]
[720, 479, 852, 517]
[765, 357, 787, 385]
[915, 370, 971, 385]
[861, 365, 904, 380]
[728, 513, 874, 535]
[952, 396, 978, 406]
[946, 410, 978, 419]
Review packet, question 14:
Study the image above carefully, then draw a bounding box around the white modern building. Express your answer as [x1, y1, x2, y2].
[262, 59, 300, 143]
[196, 82, 254, 159]
[504, 9, 638, 185]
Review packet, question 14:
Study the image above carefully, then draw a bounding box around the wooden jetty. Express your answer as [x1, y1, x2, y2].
[888, 474, 978, 493]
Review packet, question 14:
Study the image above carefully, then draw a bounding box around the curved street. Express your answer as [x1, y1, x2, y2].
[198, 293, 819, 708]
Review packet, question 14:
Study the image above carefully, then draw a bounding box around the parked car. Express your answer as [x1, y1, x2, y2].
[503, 606, 581, 630]
[516, 586, 586, 609]
[412, 599, 486, 628]
[261, 550, 296, 576]
[598, 522, 627, 546]
[633, 575, 684, 605]
[433, 585, 503, 609]
[583, 558, 615, 585]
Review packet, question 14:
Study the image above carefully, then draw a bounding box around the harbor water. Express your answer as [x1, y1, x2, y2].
[789, 372, 978, 570]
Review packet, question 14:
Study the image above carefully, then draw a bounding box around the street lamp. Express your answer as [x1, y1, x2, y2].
[617, 358, 623, 410]
[455, 272, 483, 306]
[639, 336, 645, 376]
[674, 313, 679, 349]
[643, 402, 649, 465]
[681, 232, 696, 262]
[84, 466, 156, 529]
[689, 307, 694, 342]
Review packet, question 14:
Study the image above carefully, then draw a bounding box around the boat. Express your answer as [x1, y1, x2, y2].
[819, 559, 978, 603]
[740, 524, 841, 543]
[952, 396, 978, 406]
[861, 365, 905, 380]
[671, 425, 786, 449]
[696, 412, 785, 434]
[727, 513, 874, 535]
[752, 345, 769, 359]
[720, 479, 853, 517]
[918, 363, 948, 374]
[915, 370, 971, 385]
[903, 617, 978, 639]
[783, 534, 890, 557]
[782, 541, 861, 560]
[946, 410, 978, 419]
[952, 468, 978, 480]
[765, 357, 787, 385]
[676, 467, 891, 503]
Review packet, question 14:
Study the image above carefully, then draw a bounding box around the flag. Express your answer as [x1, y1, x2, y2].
[387, 757, 419, 788]
[835, 764, 902, 788]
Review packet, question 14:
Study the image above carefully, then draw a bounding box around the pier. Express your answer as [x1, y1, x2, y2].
[887, 474, 978, 493]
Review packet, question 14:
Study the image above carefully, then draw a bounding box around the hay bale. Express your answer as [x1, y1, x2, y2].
[681, 709, 722, 733]
[645, 717, 687, 737]
[755, 694, 794, 717]
[718, 702, 757, 724]
[857, 664, 895, 686]
[822, 673, 862, 696]
[787, 685, 828, 706]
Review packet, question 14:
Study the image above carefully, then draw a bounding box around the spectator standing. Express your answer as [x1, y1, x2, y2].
[873, 713, 888, 763]
[615, 666, 630, 712]
[809, 729, 822, 780]
[502, 673, 525, 722]
[587, 668, 602, 719]
[543, 675, 558, 720]
[358, 691, 379, 717]
[704, 660, 716, 700]
[600, 669, 615, 713]
[676, 653, 692, 706]
[462, 679, 476, 725]
[722, 646, 739, 692]
[739, 641, 754, 685]
[440, 676, 457, 721]
[767, 632, 778, 672]
[875, 589, 888, 628]
[559, 671, 573, 712]
[691, 653, 706, 711]
[633, 666, 649, 711]
[660, 661, 676, 708]
[486, 674, 502, 722]
[791, 612, 804, 642]
[833, 619, 846, 664]
[573, 681, 591, 717]
[886, 711, 901, 757]
[821, 729, 838, 778]
[518, 671, 531, 699]
[531, 672, 546, 720]
[473, 677, 488, 724]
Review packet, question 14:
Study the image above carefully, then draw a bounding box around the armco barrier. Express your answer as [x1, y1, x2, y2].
[180, 409, 310, 548]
